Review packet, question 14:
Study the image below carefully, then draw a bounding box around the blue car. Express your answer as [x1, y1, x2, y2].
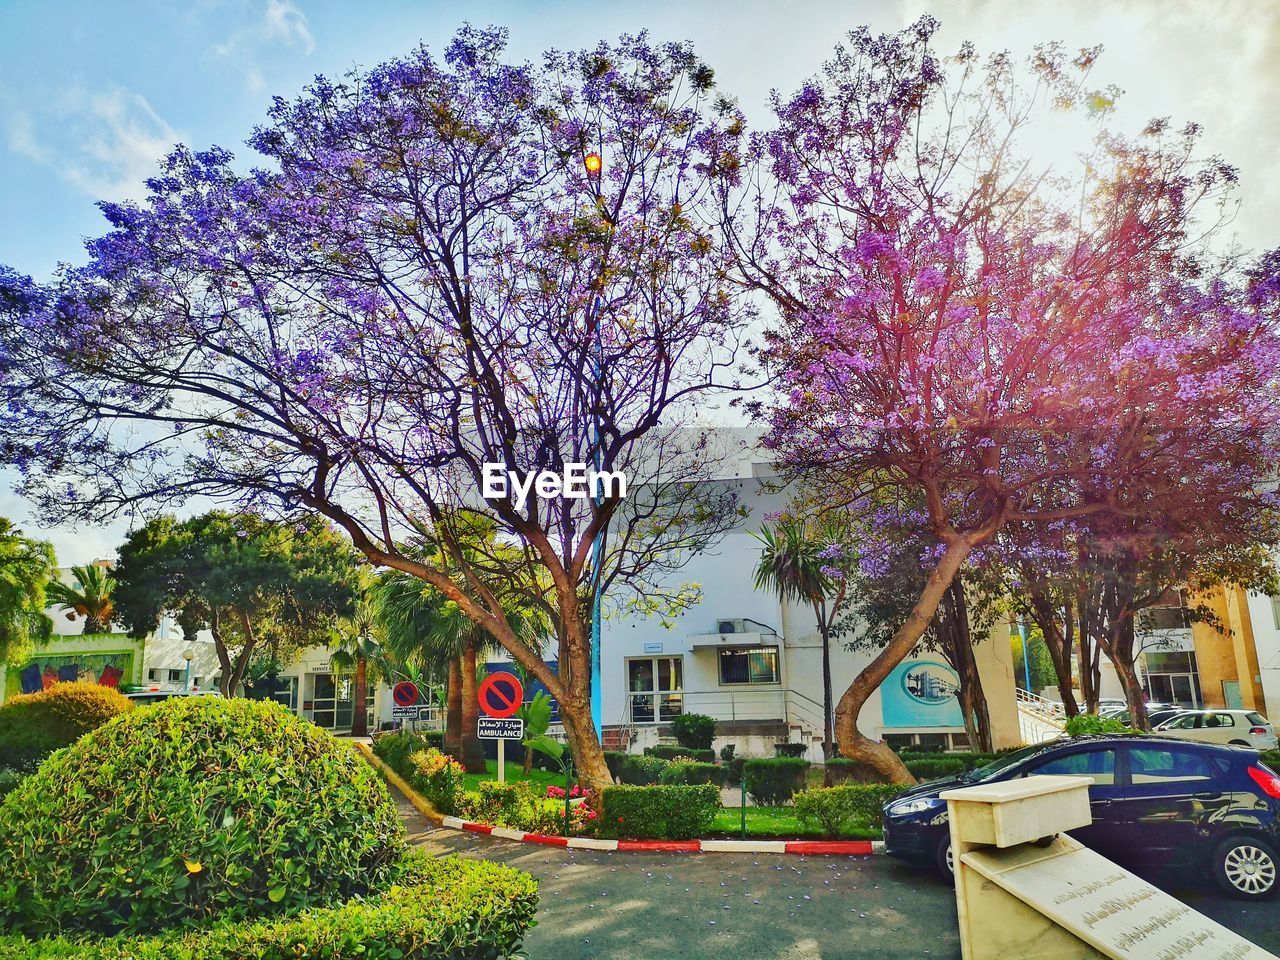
[881, 735, 1280, 899]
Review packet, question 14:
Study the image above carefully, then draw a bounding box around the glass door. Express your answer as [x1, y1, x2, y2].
[626, 657, 683, 723]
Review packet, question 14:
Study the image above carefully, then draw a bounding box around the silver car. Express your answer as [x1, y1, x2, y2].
[1154, 709, 1278, 751]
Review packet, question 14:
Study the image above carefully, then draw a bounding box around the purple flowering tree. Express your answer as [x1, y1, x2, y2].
[0, 29, 752, 789]
[722, 20, 1280, 781]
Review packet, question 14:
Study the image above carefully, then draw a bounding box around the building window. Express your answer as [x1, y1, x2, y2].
[718, 646, 780, 685]
[147, 668, 159, 681]
[168, 669, 183, 682]
[1272, 596, 1280, 630]
[627, 657, 683, 724]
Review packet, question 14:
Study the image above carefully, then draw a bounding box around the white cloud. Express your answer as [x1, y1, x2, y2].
[213, 0, 315, 93]
[2, 85, 177, 202]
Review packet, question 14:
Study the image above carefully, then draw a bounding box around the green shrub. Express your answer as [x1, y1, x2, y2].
[659, 761, 724, 787]
[1064, 714, 1130, 736]
[618, 753, 669, 785]
[0, 770, 22, 800]
[372, 729, 442, 774]
[898, 751, 998, 771]
[670, 713, 716, 750]
[825, 758, 883, 784]
[407, 748, 467, 815]
[604, 750, 628, 781]
[719, 743, 736, 762]
[1260, 749, 1280, 772]
[774, 742, 808, 758]
[743, 757, 809, 805]
[460, 781, 562, 834]
[724, 754, 745, 786]
[599, 784, 720, 840]
[0, 682, 133, 772]
[643, 743, 715, 763]
[793, 785, 907, 836]
[0, 697, 405, 937]
[0, 851, 538, 960]
[903, 757, 967, 780]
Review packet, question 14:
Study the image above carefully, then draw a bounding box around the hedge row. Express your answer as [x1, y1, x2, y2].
[743, 757, 809, 805]
[599, 784, 720, 840]
[0, 853, 538, 960]
[1261, 749, 1280, 772]
[793, 785, 906, 836]
[643, 744, 716, 763]
[0, 682, 133, 772]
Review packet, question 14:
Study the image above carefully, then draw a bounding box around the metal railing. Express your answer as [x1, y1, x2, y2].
[618, 686, 827, 743]
[1016, 687, 1066, 745]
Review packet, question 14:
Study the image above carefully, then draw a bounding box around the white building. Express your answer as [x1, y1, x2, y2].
[594, 455, 1021, 758]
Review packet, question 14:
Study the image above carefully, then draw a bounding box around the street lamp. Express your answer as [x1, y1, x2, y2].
[584, 149, 606, 739]
[183, 648, 194, 691]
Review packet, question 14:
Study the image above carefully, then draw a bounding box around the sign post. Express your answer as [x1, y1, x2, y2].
[391, 681, 420, 727]
[477, 672, 524, 784]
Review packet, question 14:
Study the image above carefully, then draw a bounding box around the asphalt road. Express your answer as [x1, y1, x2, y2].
[399, 796, 1280, 960]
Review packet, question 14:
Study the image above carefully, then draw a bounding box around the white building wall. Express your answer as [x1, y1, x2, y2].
[1246, 591, 1280, 718]
[599, 474, 891, 758]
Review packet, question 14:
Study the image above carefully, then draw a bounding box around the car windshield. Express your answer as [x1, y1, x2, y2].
[958, 744, 1050, 783]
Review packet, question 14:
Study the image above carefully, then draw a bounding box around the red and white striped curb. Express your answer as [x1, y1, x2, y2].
[440, 815, 884, 856]
[356, 743, 881, 856]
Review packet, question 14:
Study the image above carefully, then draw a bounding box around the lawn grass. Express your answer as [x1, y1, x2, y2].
[462, 759, 565, 794]
[709, 806, 880, 840]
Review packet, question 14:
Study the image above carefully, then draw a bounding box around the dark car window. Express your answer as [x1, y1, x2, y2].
[959, 743, 1051, 783]
[1165, 714, 1197, 730]
[1025, 749, 1116, 785]
[1129, 747, 1216, 784]
[1247, 712, 1268, 726]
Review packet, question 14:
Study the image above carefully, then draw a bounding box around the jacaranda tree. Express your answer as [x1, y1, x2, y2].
[0, 29, 751, 788]
[721, 20, 1280, 781]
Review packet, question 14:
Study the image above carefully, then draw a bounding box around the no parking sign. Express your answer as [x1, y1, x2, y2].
[477, 671, 523, 719]
[391, 681, 420, 719]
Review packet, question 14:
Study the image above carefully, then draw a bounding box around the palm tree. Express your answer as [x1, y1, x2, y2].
[754, 516, 855, 766]
[373, 521, 550, 774]
[374, 573, 497, 771]
[46, 563, 116, 635]
[0, 518, 57, 665]
[330, 590, 389, 738]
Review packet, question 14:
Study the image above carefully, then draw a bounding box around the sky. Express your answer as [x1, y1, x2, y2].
[2, 0, 1278, 565]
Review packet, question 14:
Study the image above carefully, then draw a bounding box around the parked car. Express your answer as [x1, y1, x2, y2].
[1107, 706, 1186, 728]
[882, 735, 1280, 899]
[1154, 710, 1278, 751]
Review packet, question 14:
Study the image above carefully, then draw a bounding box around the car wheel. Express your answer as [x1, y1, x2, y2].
[1214, 836, 1279, 900]
[935, 835, 954, 879]
[1229, 739, 1250, 746]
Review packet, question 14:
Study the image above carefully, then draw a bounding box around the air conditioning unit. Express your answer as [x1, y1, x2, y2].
[718, 619, 745, 635]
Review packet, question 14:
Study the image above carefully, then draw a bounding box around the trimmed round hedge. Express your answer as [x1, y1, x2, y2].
[0, 696, 406, 936]
[0, 681, 133, 772]
[0, 852, 539, 960]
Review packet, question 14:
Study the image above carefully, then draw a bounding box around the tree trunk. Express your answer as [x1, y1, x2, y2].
[1027, 588, 1080, 718]
[350, 655, 369, 738]
[818, 601, 835, 770]
[460, 642, 486, 773]
[445, 656, 463, 759]
[946, 581, 991, 753]
[834, 536, 973, 785]
[1107, 616, 1149, 731]
[548, 616, 612, 793]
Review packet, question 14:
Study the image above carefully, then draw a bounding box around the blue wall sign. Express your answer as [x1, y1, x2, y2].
[881, 660, 964, 728]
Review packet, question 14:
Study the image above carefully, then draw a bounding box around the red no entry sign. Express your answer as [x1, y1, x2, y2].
[392, 680, 420, 707]
[477, 671, 524, 719]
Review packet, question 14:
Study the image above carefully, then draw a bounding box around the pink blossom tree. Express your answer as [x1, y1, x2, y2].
[722, 20, 1280, 781]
